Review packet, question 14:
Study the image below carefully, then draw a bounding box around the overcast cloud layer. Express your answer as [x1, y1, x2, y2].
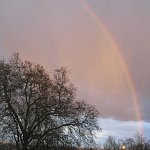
[0, 0, 150, 129]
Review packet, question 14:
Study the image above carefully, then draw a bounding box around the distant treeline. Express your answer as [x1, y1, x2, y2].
[0, 143, 102, 150]
[103, 133, 150, 150]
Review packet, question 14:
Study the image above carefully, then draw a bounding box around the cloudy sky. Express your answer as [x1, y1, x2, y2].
[0, 0, 150, 143]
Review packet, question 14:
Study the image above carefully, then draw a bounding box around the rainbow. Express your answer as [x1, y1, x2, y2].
[78, 0, 143, 134]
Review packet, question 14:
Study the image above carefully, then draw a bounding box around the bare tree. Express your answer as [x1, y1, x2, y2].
[124, 137, 136, 150]
[0, 54, 101, 150]
[103, 136, 120, 150]
[124, 133, 150, 150]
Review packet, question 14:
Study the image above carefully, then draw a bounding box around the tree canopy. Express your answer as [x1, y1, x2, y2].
[0, 54, 101, 150]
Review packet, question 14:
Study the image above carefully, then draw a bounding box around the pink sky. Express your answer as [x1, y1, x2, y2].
[0, 0, 150, 141]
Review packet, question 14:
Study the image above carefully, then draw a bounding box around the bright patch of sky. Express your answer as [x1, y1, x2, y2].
[95, 118, 150, 145]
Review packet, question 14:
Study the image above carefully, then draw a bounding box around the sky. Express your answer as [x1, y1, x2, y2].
[0, 0, 150, 144]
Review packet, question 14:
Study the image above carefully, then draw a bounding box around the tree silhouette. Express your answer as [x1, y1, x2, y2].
[0, 53, 101, 150]
[124, 133, 150, 150]
[103, 136, 120, 150]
